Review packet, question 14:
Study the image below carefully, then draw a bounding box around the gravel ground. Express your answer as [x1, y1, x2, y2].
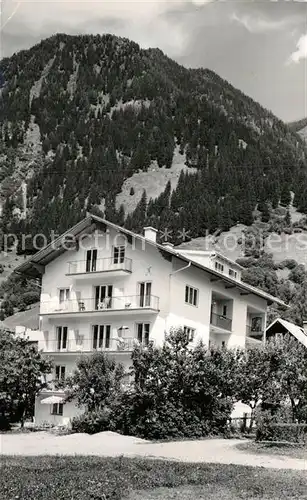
[0, 431, 306, 470]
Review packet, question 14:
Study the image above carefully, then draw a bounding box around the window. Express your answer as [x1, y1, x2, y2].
[222, 305, 228, 317]
[51, 403, 63, 416]
[55, 365, 66, 381]
[59, 288, 70, 303]
[215, 262, 224, 272]
[86, 249, 97, 272]
[185, 285, 198, 306]
[136, 323, 150, 346]
[92, 325, 111, 349]
[183, 326, 195, 342]
[221, 341, 226, 348]
[229, 269, 237, 279]
[113, 246, 125, 264]
[56, 326, 68, 350]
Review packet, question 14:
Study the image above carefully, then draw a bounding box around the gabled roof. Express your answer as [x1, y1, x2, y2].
[14, 214, 287, 307]
[266, 318, 307, 348]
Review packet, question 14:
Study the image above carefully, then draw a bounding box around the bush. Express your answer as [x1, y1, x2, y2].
[69, 331, 241, 439]
[278, 259, 298, 270]
[0, 414, 11, 431]
[112, 394, 210, 440]
[256, 413, 307, 443]
[71, 408, 112, 434]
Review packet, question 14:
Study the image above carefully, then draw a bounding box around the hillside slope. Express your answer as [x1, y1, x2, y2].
[288, 117, 307, 142]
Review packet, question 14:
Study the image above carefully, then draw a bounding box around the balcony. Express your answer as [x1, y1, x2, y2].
[246, 324, 264, 339]
[42, 337, 154, 353]
[210, 312, 232, 332]
[67, 258, 132, 278]
[40, 295, 160, 317]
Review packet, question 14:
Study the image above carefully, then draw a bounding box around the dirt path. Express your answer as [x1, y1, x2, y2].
[0, 432, 306, 470]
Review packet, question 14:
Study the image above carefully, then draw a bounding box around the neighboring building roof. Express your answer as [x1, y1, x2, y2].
[176, 249, 244, 270]
[0, 303, 40, 331]
[266, 318, 307, 348]
[14, 214, 287, 307]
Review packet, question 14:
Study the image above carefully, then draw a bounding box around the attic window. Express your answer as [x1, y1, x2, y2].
[215, 262, 224, 272]
[229, 269, 237, 279]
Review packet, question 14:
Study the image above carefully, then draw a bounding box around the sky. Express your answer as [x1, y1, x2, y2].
[0, 0, 306, 122]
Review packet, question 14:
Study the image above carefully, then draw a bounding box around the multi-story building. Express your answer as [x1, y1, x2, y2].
[15, 214, 285, 426]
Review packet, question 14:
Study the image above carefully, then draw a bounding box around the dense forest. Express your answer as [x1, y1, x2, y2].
[0, 33, 307, 319]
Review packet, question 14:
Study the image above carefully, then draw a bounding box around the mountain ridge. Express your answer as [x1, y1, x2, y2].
[0, 33, 307, 258]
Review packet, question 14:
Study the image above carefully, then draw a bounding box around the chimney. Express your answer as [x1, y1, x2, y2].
[303, 321, 307, 335]
[162, 241, 174, 249]
[144, 226, 158, 243]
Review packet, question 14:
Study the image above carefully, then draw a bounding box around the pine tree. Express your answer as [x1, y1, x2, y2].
[280, 186, 291, 207]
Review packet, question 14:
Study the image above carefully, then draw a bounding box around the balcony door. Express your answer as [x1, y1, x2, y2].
[86, 249, 97, 272]
[59, 288, 70, 307]
[138, 282, 151, 307]
[92, 325, 111, 349]
[56, 326, 68, 351]
[95, 285, 113, 309]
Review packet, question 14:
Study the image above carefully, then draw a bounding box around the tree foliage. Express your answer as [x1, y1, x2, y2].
[237, 335, 307, 426]
[0, 330, 53, 429]
[65, 352, 125, 412]
[110, 329, 243, 439]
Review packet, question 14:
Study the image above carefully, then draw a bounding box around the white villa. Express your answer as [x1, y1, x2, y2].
[15, 214, 286, 426]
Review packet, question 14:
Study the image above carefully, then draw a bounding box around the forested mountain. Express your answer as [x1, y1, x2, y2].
[0, 32, 307, 253]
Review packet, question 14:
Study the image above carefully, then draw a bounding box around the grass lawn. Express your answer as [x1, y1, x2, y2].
[236, 441, 307, 460]
[1, 456, 307, 500]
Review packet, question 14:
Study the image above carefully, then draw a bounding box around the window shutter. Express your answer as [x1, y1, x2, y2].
[43, 330, 49, 347]
[75, 329, 81, 345]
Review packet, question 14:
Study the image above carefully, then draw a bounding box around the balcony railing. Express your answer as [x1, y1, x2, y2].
[67, 257, 132, 275]
[210, 312, 232, 332]
[42, 337, 155, 353]
[246, 325, 264, 338]
[40, 295, 160, 315]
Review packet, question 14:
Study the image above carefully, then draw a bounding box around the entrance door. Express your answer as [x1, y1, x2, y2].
[95, 285, 113, 309]
[139, 282, 152, 307]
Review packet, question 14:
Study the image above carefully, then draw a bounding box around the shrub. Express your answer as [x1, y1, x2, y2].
[109, 332, 238, 440]
[71, 408, 113, 434]
[255, 410, 278, 441]
[256, 413, 307, 444]
[112, 394, 210, 440]
[0, 414, 11, 431]
[279, 259, 298, 270]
